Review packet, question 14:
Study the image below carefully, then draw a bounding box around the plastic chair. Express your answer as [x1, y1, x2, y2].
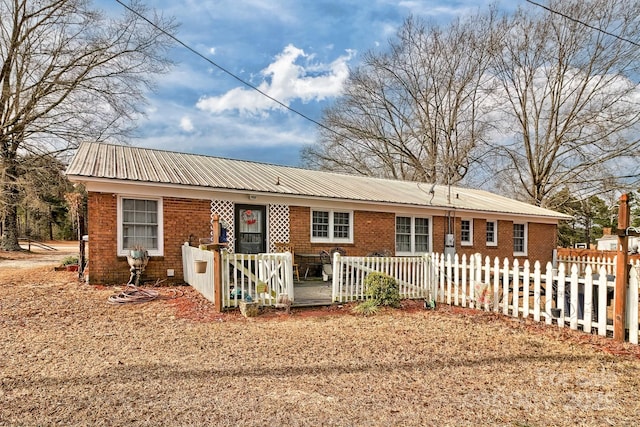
[320, 250, 332, 281]
[320, 248, 346, 281]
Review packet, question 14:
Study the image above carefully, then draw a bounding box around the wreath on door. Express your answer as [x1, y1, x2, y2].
[242, 209, 257, 225]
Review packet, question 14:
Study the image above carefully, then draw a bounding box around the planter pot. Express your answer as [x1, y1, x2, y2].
[66, 264, 79, 272]
[550, 308, 562, 318]
[130, 250, 146, 259]
[194, 260, 208, 274]
[239, 300, 259, 318]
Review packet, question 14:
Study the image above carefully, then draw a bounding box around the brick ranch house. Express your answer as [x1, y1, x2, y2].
[66, 142, 571, 284]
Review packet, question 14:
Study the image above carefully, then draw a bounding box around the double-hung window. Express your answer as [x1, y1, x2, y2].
[461, 219, 473, 246]
[311, 209, 353, 243]
[486, 221, 497, 247]
[396, 216, 430, 255]
[513, 222, 527, 256]
[118, 196, 163, 256]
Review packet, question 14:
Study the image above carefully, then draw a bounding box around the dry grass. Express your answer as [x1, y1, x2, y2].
[2, 251, 640, 426]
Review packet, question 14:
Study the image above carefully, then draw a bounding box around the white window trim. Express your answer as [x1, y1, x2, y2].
[513, 222, 528, 257]
[395, 216, 431, 256]
[117, 195, 164, 257]
[461, 218, 473, 246]
[310, 209, 354, 244]
[486, 220, 497, 247]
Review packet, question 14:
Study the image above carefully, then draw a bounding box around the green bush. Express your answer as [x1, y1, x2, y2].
[364, 272, 400, 308]
[61, 256, 79, 266]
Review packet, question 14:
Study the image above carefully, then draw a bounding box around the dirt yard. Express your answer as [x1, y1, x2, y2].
[2, 244, 640, 426]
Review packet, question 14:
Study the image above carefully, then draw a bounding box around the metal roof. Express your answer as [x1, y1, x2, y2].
[66, 142, 571, 220]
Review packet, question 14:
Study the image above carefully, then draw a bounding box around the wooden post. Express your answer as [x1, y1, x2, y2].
[212, 214, 223, 313]
[614, 194, 630, 342]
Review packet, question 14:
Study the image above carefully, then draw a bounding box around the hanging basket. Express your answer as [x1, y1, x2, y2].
[194, 260, 208, 274]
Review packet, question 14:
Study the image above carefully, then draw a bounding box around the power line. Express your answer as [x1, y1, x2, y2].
[525, 0, 640, 48]
[113, 0, 332, 133]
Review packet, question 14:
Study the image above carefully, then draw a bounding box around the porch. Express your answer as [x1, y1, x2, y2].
[182, 244, 334, 308]
[289, 280, 332, 307]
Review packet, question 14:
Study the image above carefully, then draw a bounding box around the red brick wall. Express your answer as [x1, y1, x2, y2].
[87, 193, 211, 284]
[432, 215, 447, 254]
[454, 220, 556, 263]
[87, 192, 118, 283]
[447, 218, 556, 264]
[289, 206, 395, 256]
[86, 194, 558, 283]
[527, 222, 557, 264]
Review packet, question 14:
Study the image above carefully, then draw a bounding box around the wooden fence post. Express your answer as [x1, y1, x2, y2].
[614, 194, 630, 342]
[212, 214, 223, 313]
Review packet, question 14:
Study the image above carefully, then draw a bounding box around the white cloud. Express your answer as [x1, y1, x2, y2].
[180, 116, 195, 132]
[208, 47, 216, 55]
[195, 44, 355, 115]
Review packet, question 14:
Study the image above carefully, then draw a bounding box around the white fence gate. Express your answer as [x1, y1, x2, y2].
[222, 251, 294, 308]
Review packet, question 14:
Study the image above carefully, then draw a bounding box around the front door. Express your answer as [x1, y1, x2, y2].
[235, 205, 266, 254]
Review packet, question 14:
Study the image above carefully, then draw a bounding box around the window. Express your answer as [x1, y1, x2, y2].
[461, 219, 473, 246]
[513, 223, 527, 256]
[396, 217, 411, 253]
[311, 209, 353, 243]
[486, 221, 497, 246]
[396, 216, 430, 254]
[312, 211, 329, 238]
[118, 197, 163, 256]
[333, 212, 350, 238]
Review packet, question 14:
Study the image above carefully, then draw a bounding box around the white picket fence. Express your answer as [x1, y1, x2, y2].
[432, 253, 640, 344]
[181, 245, 640, 345]
[329, 252, 640, 344]
[181, 244, 215, 302]
[331, 254, 435, 302]
[221, 251, 294, 308]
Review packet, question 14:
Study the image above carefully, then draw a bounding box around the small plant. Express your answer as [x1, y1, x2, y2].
[364, 272, 400, 308]
[352, 272, 401, 316]
[351, 299, 380, 316]
[61, 256, 79, 266]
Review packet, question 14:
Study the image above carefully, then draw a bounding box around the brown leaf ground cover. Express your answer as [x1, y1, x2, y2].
[2, 245, 640, 426]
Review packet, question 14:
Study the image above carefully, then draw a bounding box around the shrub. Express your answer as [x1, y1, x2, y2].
[364, 272, 400, 308]
[61, 256, 79, 266]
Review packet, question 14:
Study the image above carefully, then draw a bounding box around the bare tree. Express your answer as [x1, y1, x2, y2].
[490, 0, 640, 207]
[0, 0, 176, 250]
[302, 12, 499, 185]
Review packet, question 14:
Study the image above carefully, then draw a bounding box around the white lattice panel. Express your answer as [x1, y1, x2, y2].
[211, 200, 235, 253]
[269, 204, 290, 252]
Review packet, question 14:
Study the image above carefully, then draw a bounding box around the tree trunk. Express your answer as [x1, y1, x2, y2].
[1, 159, 23, 251]
[49, 205, 53, 241]
[1, 203, 22, 251]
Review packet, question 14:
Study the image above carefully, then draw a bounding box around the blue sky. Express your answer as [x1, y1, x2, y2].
[99, 0, 517, 166]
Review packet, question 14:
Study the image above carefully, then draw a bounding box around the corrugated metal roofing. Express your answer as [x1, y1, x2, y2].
[66, 142, 571, 220]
